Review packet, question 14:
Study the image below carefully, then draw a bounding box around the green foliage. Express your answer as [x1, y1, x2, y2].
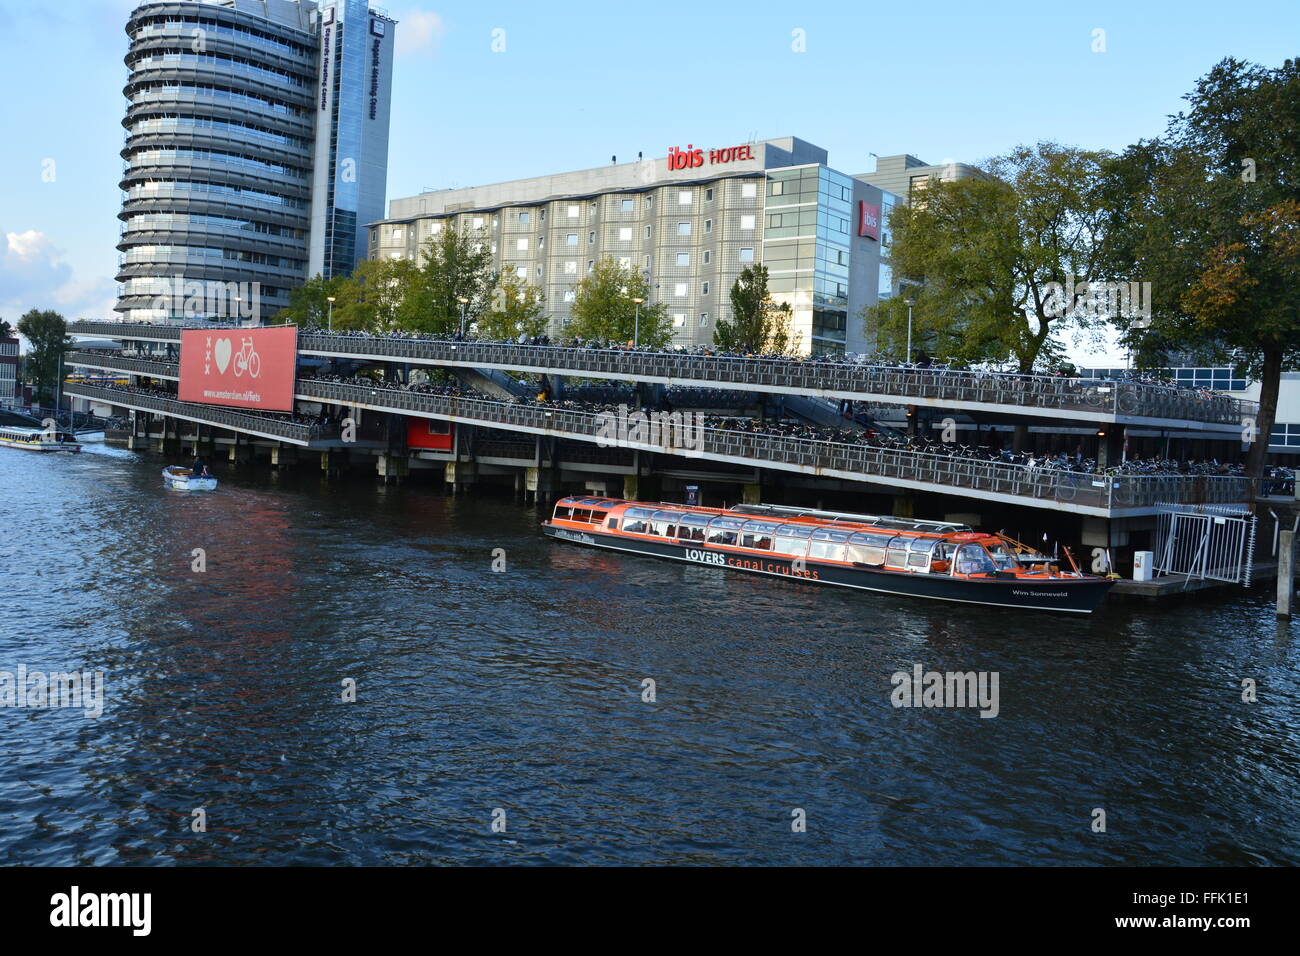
[16, 309, 69, 404]
[1097, 56, 1300, 474]
[408, 227, 499, 335]
[568, 257, 672, 348]
[714, 264, 794, 354]
[863, 143, 1112, 372]
[0, 318, 13, 339]
[274, 273, 348, 328]
[479, 271, 548, 340]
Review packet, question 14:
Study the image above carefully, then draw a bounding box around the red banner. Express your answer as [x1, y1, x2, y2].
[859, 201, 881, 240]
[178, 327, 298, 412]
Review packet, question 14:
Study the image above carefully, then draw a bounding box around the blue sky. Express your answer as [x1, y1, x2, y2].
[1, 0, 1296, 361]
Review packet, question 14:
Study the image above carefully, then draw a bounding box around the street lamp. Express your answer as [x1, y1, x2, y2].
[632, 297, 645, 348]
[903, 296, 915, 364]
[457, 296, 470, 338]
[326, 296, 336, 332]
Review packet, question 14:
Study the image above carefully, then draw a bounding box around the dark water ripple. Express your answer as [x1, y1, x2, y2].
[0, 443, 1297, 865]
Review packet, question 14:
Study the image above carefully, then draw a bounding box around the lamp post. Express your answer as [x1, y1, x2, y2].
[457, 296, 470, 338]
[632, 297, 644, 348]
[326, 295, 335, 332]
[903, 296, 915, 364]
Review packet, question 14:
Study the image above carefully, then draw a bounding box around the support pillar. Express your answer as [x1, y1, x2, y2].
[1279, 530, 1295, 620]
[743, 482, 762, 505]
[377, 453, 409, 484]
[892, 494, 914, 519]
[446, 461, 477, 495]
[320, 448, 349, 477]
[228, 439, 252, 464]
[271, 444, 298, 469]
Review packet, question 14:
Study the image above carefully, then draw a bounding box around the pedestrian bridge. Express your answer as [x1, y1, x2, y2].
[65, 379, 1253, 518]
[67, 321, 1254, 432]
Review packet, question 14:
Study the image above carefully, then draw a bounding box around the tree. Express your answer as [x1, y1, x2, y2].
[862, 143, 1114, 373]
[478, 272, 548, 340]
[1097, 57, 1300, 479]
[568, 257, 671, 348]
[408, 226, 498, 334]
[274, 273, 348, 328]
[331, 257, 420, 333]
[0, 318, 13, 339]
[714, 264, 794, 354]
[16, 309, 70, 405]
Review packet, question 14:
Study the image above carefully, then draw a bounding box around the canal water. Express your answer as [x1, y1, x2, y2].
[1, 442, 1296, 866]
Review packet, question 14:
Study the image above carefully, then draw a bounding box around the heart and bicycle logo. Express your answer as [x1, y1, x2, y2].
[211, 336, 261, 378]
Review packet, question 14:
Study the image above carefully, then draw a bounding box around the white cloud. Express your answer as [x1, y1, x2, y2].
[0, 229, 116, 323]
[395, 10, 445, 57]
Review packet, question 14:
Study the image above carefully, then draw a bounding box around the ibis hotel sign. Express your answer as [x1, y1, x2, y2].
[178, 326, 298, 412]
[667, 143, 756, 171]
[859, 201, 881, 241]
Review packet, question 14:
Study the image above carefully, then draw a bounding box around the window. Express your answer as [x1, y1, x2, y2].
[702, 281, 709, 295]
[679, 191, 692, 205]
[740, 214, 755, 230]
[567, 205, 580, 218]
[673, 313, 686, 327]
[705, 187, 714, 201]
[537, 236, 545, 249]
[677, 222, 691, 236]
[739, 247, 754, 262]
[518, 211, 530, 223]
[516, 237, 528, 251]
[699, 313, 709, 326]
[588, 231, 596, 244]
[621, 198, 634, 211]
[618, 256, 631, 267]
[770, 181, 784, 197]
[742, 182, 757, 198]
[587, 260, 594, 272]
[564, 290, 575, 302]
[539, 209, 546, 222]
[618, 227, 633, 241]
[645, 195, 654, 209]
[391, 226, 403, 239]
[564, 260, 577, 274]
[431, 222, 443, 234]
[590, 201, 597, 213]
[566, 233, 578, 246]
[676, 252, 689, 266]
[472, 217, 483, 229]
[644, 255, 652, 269]
[515, 266, 527, 279]
[704, 219, 713, 233]
[536, 265, 544, 277]
[674, 283, 688, 297]
[644, 225, 652, 239]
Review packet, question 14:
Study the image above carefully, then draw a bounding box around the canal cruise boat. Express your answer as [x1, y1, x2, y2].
[0, 426, 82, 453]
[543, 497, 1114, 614]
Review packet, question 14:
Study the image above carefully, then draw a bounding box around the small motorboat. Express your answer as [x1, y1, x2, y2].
[163, 465, 218, 491]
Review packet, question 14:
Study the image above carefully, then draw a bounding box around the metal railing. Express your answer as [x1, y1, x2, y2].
[67, 321, 1256, 427]
[65, 383, 317, 444]
[296, 379, 1252, 511]
[67, 351, 177, 378]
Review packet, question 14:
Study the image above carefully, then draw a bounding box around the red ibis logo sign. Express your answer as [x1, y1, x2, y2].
[859, 201, 881, 240]
[179, 326, 298, 412]
[667, 143, 755, 170]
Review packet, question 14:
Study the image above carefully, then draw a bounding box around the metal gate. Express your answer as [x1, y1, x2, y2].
[1153, 504, 1256, 585]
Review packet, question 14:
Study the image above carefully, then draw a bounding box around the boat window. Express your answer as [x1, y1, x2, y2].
[587, 509, 607, 524]
[676, 514, 710, 541]
[850, 531, 893, 549]
[909, 537, 939, 553]
[624, 507, 656, 519]
[808, 538, 847, 561]
[986, 542, 1022, 570]
[771, 536, 809, 557]
[775, 524, 814, 538]
[607, 518, 619, 530]
[955, 544, 998, 575]
[653, 511, 686, 525]
[740, 521, 779, 550]
[570, 508, 591, 523]
[623, 517, 650, 534]
[705, 516, 744, 546]
[884, 535, 911, 570]
[906, 551, 930, 570]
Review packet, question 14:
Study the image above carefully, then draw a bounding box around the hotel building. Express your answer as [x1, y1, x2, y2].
[115, 0, 395, 324]
[370, 138, 905, 355]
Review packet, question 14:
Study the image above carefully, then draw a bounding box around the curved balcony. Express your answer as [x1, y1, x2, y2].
[119, 157, 310, 201]
[123, 93, 314, 138]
